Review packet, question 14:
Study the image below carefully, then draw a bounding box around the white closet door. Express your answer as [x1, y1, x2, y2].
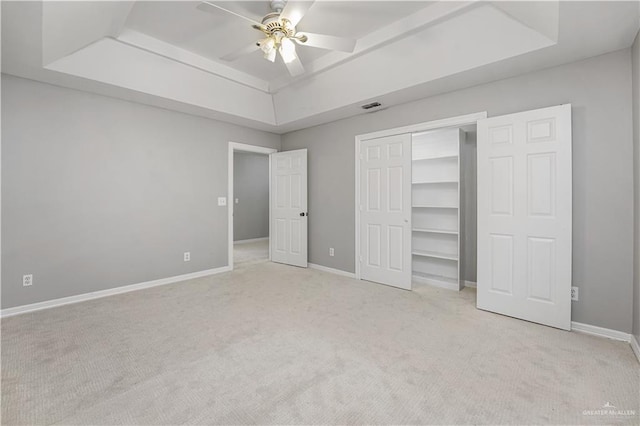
[271, 149, 308, 268]
[477, 104, 572, 330]
[360, 134, 412, 290]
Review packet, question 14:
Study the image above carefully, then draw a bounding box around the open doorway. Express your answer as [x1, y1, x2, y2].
[228, 142, 277, 270]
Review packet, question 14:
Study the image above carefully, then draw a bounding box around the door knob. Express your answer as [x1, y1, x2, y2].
[300, 212, 308, 217]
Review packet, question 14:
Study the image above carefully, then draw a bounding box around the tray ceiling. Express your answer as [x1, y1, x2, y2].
[2, 1, 639, 133]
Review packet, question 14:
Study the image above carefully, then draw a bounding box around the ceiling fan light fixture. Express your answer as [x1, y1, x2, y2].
[279, 37, 297, 63]
[264, 47, 277, 62]
[259, 37, 275, 54]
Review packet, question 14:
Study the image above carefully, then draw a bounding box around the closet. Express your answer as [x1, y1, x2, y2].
[411, 128, 465, 291]
[357, 121, 476, 293]
[358, 105, 572, 330]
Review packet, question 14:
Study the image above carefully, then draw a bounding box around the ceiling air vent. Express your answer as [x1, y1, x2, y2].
[361, 101, 382, 110]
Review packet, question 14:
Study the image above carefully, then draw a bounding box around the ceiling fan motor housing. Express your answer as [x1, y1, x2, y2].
[260, 12, 295, 37]
[262, 12, 296, 37]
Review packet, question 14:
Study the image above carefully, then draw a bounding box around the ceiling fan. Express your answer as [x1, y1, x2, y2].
[197, 0, 357, 77]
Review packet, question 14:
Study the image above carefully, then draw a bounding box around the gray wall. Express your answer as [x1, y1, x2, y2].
[233, 152, 269, 241]
[282, 49, 635, 333]
[633, 31, 640, 343]
[1, 74, 280, 309]
[461, 127, 477, 283]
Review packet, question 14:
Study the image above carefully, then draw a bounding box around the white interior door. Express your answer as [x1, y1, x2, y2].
[270, 149, 308, 267]
[477, 104, 572, 330]
[359, 134, 412, 290]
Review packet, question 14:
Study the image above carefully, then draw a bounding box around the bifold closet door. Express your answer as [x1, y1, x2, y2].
[270, 149, 308, 268]
[477, 104, 572, 330]
[359, 134, 412, 290]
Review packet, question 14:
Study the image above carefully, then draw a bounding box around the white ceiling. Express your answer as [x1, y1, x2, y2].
[2, 1, 639, 134]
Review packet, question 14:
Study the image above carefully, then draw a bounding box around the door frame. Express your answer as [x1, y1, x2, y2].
[354, 112, 487, 281]
[228, 142, 278, 271]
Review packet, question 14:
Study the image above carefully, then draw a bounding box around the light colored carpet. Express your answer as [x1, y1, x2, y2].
[2, 261, 638, 425]
[234, 239, 269, 266]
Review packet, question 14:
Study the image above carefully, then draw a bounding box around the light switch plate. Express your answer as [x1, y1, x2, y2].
[218, 197, 227, 206]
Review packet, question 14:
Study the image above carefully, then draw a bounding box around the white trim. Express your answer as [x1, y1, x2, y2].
[228, 142, 277, 272]
[630, 335, 640, 364]
[233, 237, 269, 245]
[308, 263, 356, 278]
[0, 266, 231, 318]
[413, 275, 461, 291]
[571, 321, 631, 342]
[358, 112, 488, 142]
[355, 112, 487, 281]
[464, 280, 477, 288]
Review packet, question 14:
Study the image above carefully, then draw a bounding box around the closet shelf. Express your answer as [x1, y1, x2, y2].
[412, 228, 458, 235]
[412, 180, 459, 185]
[412, 272, 459, 286]
[412, 154, 459, 161]
[412, 205, 458, 209]
[411, 250, 459, 261]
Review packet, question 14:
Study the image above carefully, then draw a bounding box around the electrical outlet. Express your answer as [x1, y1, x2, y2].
[235, 198, 239, 204]
[23, 274, 33, 287]
[329, 248, 335, 257]
[217, 197, 227, 206]
[571, 286, 578, 301]
[184, 252, 191, 262]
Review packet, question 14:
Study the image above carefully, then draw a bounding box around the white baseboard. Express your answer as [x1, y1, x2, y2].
[308, 263, 356, 278]
[0, 266, 232, 318]
[464, 280, 477, 288]
[631, 335, 640, 364]
[413, 275, 462, 291]
[571, 321, 631, 342]
[234, 237, 268, 245]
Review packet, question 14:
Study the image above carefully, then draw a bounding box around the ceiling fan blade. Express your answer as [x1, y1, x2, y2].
[197, 1, 265, 31]
[283, 51, 305, 77]
[296, 32, 356, 53]
[220, 42, 260, 62]
[279, 0, 315, 27]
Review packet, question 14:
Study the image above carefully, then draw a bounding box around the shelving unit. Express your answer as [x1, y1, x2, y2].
[411, 128, 464, 291]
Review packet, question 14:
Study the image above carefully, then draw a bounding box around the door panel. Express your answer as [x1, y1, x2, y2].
[527, 237, 555, 302]
[359, 134, 412, 290]
[271, 150, 308, 267]
[477, 104, 572, 330]
[367, 224, 381, 267]
[489, 234, 513, 295]
[527, 153, 556, 217]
